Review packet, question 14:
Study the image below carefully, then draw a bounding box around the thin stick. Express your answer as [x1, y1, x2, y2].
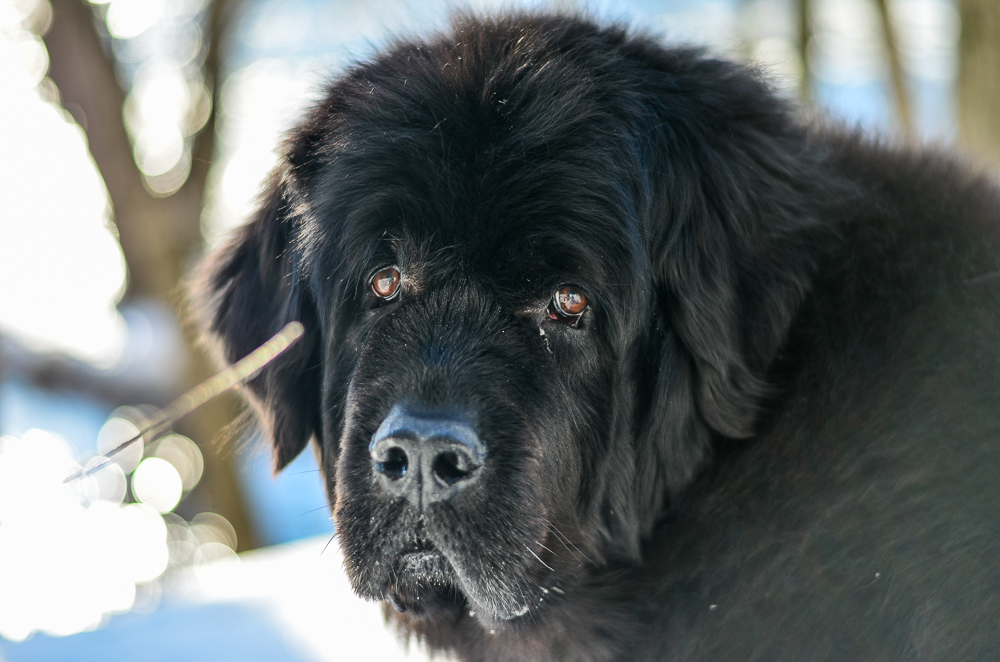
[873, 0, 914, 138]
[64, 321, 305, 483]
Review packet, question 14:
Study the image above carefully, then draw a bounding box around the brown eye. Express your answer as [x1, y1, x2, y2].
[371, 266, 401, 299]
[548, 286, 588, 324]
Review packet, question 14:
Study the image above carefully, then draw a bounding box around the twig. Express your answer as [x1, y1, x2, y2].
[63, 321, 304, 482]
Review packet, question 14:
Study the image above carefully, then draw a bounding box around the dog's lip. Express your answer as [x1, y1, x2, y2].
[393, 541, 449, 578]
[385, 546, 459, 616]
[398, 549, 440, 564]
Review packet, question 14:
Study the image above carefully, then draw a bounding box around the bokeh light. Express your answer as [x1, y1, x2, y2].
[122, 62, 212, 195]
[191, 511, 238, 549]
[132, 457, 183, 513]
[204, 58, 320, 236]
[85, 0, 213, 196]
[104, 0, 165, 40]
[81, 457, 128, 505]
[0, 417, 235, 642]
[150, 433, 204, 491]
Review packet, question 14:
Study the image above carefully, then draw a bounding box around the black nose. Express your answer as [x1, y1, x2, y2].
[370, 404, 485, 506]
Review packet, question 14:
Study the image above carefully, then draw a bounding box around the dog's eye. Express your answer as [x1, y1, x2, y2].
[371, 266, 401, 300]
[548, 286, 588, 325]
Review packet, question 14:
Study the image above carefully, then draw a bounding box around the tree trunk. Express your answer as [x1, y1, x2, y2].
[42, 0, 258, 550]
[958, 0, 1000, 171]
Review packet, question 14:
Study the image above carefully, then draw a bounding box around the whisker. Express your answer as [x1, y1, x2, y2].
[300, 504, 331, 516]
[525, 544, 554, 572]
[320, 533, 337, 556]
[548, 522, 599, 568]
[514, 583, 536, 625]
[546, 521, 583, 564]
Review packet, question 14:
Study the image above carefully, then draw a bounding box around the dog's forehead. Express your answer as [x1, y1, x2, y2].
[304, 162, 638, 294]
[296, 38, 647, 291]
[307, 188, 633, 296]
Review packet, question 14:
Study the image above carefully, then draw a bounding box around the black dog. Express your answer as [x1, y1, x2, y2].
[195, 13, 1000, 661]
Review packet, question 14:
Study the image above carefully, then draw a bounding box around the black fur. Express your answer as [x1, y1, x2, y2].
[194, 13, 1000, 661]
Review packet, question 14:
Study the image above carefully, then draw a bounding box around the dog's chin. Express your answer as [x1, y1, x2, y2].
[384, 550, 460, 617]
[383, 549, 536, 626]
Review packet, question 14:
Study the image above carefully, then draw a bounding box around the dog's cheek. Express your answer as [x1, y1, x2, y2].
[431, 473, 548, 620]
[331, 411, 400, 595]
[532, 397, 586, 527]
[547, 345, 626, 551]
[333, 474, 406, 598]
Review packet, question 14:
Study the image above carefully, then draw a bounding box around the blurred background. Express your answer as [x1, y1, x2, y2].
[0, 0, 997, 659]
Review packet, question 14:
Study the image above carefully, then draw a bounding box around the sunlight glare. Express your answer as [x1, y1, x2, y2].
[0, 430, 170, 641]
[0, 13, 128, 367]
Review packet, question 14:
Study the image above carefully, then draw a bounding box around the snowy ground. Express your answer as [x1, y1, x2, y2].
[0, 536, 439, 662]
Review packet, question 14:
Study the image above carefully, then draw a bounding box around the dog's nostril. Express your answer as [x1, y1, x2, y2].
[376, 446, 408, 480]
[432, 451, 472, 485]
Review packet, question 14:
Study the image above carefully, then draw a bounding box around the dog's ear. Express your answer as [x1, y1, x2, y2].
[637, 53, 827, 494]
[194, 171, 322, 472]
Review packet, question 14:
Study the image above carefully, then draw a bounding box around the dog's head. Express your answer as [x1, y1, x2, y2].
[195, 14, 824, 628]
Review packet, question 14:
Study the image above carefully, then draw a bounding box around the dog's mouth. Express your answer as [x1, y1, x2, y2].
[380, 533, 549, 625]
[396, 539, 449, 580]
[383, 532, 572, 632]
[385, 542, 461, 616]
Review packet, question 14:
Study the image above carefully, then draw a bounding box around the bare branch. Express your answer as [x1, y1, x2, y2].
[873, 0, 914, 139]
